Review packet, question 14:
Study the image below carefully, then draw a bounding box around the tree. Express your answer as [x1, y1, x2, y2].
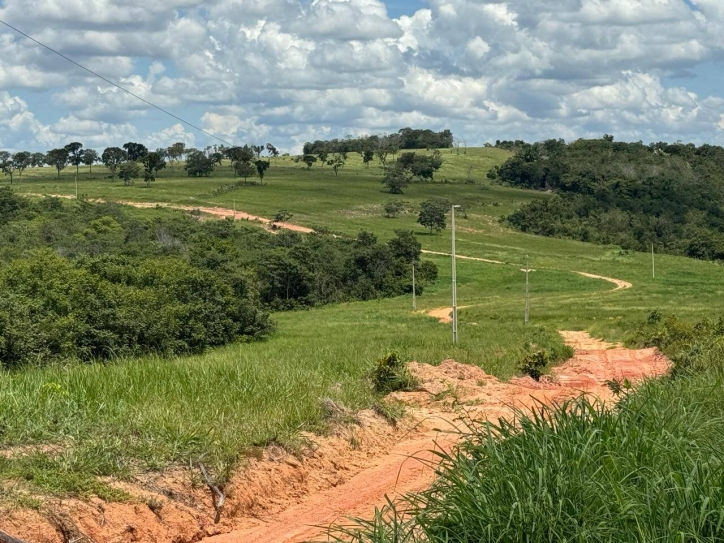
[234, 160, 255, 182]
[363, 149, 374, 168]
[381, 164, 411, 194]
[255, 159, 270, 184]
[387, 230, 421, 263]
[0, 151, 9, 163]
[318, 149, 329, 165]
[266, 143, 279, 158]
[118, 161, 141, 186]
[30, 152, 46, 168]
[82, 149, 99, 173]
[252, 145, 265, 159]
[384, 200, 405, 218]
[302, 154, 317, 170]
[327, 153, 345, 176]
[141, 152, 166, 187]
[46, 148, 70, 179]
[65, 142, 84, 176]
[12, 152, 31, 177]
[185, 150, 215, 177]
[418, 198, 449, 233]
[123, 142, 148, 161]
[1, 157, 15, 185]
[102, 147, 127, 178]
[167, 142, 186, 168]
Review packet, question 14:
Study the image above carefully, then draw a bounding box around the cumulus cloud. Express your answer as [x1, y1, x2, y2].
[0, 0, 723, 151]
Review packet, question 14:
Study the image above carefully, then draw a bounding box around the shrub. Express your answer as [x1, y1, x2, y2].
[370, 352, 417, 394]
[519, 349, 552, 381]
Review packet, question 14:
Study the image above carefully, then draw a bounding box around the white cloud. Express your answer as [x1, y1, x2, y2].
[0, 0, 723, 151]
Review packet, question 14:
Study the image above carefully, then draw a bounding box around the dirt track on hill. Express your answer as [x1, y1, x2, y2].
[198, 332, 668, 543]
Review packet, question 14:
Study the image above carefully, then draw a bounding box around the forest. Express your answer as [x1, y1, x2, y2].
[488, 137, 724, 260]
[0, 190, 437, 369]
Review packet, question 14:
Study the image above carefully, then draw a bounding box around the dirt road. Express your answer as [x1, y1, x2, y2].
[200, 332, 669, 543]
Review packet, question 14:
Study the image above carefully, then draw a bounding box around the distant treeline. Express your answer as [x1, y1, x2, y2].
[303, 128, 454, 155]
[488, 137, 724, 260]
[0, 190, 437, 368]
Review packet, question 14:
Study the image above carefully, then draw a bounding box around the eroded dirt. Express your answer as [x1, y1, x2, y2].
[0, 332, 669, 543]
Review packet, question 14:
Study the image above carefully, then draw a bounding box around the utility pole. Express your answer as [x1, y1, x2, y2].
[452, 204, 461, 344]
[233, 199, 236, 220]
[524, 254, 530, 325]
[652, 243, 655, 279]
[412, 262, 416, 311]
[75, 174, 78, 199]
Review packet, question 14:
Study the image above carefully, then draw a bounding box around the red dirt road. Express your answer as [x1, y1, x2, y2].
[200, 332, 669, 543]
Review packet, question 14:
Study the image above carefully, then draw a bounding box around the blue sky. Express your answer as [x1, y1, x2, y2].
[0, 0, 723, 152]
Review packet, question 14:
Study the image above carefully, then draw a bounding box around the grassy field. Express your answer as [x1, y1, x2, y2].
[1, 147, 723, 500]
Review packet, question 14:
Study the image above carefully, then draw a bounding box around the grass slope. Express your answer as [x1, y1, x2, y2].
[1, 148, 723, 500]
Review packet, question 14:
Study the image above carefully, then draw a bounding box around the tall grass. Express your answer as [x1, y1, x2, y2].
[325, 321, 724, 542]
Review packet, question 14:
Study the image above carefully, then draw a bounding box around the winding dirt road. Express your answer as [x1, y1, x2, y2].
[198, 332, 668, 543]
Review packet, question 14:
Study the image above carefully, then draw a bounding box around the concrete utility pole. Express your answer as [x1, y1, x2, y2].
[652, 243, 655, 279]
[451, 204, 462, 344]
[75, 174, 78, 199]
[524, 254, 530, 325]
[412, 262, 416, 311]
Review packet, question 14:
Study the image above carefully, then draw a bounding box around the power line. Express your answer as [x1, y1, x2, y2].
[0, 18, 235, 147]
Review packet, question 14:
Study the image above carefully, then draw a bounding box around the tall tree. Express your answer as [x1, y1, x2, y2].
[141, 152, 167, 187]
[417, 198, 449, 234]
[118, 161, 141, 186]
[65, 142, 84, 176]
[30, 152, 46, 168]
[0, 157, 15, 185]
[82, 149, 99, 173]
[234, 160, 255, 182]
[101, 147, 127, 178]
[381, 164, 411, 194]
[46, 148, 70, 179]
[122, 142, 148, 161]
[255, 159, 270, 184]
[327, 153, 345, 176]
[266, 143, 279, 158]
[185, 150, 215, 177]
[12, 152, 31, 177]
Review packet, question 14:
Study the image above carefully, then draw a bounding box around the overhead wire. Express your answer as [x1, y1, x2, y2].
[0, 18, 235, 147]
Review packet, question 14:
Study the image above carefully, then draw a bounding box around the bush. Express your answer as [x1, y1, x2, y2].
[370, 352, 417, 394]
[519, 349, 551, 381]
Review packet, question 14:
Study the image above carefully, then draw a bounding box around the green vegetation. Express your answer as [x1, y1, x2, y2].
[0, 189, 436, 368]
[491, 137, 724, 260]
[325, 318, 724, 542]
[1, 142, 723, 510]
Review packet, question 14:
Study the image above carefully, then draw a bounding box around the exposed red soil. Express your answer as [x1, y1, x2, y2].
[0, 332, 669, 543]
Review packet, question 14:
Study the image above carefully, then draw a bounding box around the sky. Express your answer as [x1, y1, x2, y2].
[1, 0, 724, 152]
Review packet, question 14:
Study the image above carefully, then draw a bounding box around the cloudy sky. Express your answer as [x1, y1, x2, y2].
[0, 0, 723, 152]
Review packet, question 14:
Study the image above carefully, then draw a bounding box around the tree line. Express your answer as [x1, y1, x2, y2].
[489, 136, 724, 260]
[303, 128, 454, 156]
[0, 141, 281, 186]
[0, 190, 438, 369]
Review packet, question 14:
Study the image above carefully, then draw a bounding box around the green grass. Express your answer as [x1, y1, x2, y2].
[324, 317, 724, 542]
[1, 148, 724, 500]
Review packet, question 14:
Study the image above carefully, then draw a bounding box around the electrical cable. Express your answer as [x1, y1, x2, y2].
[0, 18, 235, 147]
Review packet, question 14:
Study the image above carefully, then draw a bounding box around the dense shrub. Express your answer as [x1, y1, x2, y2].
[0, 191, 437, 368]
[370, 352, 417, 394]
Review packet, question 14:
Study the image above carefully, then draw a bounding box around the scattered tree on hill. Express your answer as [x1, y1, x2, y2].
[327, 153, 345, 176]
[362, 149, 374, 168]
[384, 200, 405, 218]
[397, 151, 443, 181]
[12, 152, 31, 177]
[65, 142, 84, 176]
[301, 154, 317, 170]
[0, 152, 9, 163]
[142, 152, 166, 186]
[234, 160, 255, 182]
[118, 161, 141, 185]
[1, 156, 15, 184]
[185, 150, 215, 177]
[167, 142, 186, 168]
[30, 152, 46, 168]
[318, 149, 329, 166]
[381, 164, 412, 194]
[266, 143, 279, 158]
[46, 148, 70, 179]
[255, 159, 271, 184]
[82, 149, 99, 173]
[418, 198, 449, 234]
[102, 147, 127, 178]
[123, 142, 148, 161]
